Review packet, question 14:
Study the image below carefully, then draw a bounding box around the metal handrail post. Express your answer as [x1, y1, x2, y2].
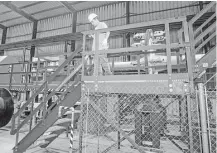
[198, 83, 210, 153]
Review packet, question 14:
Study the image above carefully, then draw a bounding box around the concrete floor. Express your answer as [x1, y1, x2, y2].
[0, 122, 184, 153]
[0, 125, 75, 153]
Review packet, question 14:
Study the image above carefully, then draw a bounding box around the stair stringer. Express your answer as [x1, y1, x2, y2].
[13, 84, 81, 153]
[194, 46, 216, 79]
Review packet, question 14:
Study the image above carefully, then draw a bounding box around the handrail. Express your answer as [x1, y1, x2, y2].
[83, 43, 190, 56]
[188, 1, 216, 71]
[194, 21, 216, 45]
[11, 48, 81, 133]
[194, 32, 216, 54]
[11, 64, 82, 134]
[188, 2, 216, 25]
[194, 12, 216, 35]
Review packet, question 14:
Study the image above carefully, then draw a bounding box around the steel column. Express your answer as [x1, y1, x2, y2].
[198, 83, 209, 153]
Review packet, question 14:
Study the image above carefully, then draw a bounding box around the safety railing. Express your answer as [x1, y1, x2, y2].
[81, 16, 192, 84]
[188, 1, 216, 79]
[10, 47, 81, 135]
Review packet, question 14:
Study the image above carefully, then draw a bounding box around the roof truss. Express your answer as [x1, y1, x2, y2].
[0, 24, 6, 29]
[0, 1, 37, 22]
[60, 1, 77, 13]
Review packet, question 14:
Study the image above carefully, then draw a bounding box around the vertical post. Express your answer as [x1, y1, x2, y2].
[71, 12, 77, 52]
[30, 21, 38, 83]
[94, 32, 99, 90]
[29, 91, 34, 131]
[0, 27, 7, 56]
[14, 113, 21, 152]
[165, 22, 173, 92]
[70, 107, 75, 153]
[183, 20, 194, 89]
[9, 64, 14, 90]
[112, 58, 114, 75]
[198, 83, 209, 153]
[137, 55, 140, 75]
[42, 61, 48, 123]
[199, 1, 203, 10]
[82, 34, 86, 78]
[126, 1, 130, 61]
[30, 21, 37, 62]
[117, 95, 121, 149]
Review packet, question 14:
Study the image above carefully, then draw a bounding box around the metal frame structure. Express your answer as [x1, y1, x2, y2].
[0, 2, 215, 152]
[81, 16, 192, 94]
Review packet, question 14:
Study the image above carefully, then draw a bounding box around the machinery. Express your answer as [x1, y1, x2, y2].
[0, 88, 14, 128]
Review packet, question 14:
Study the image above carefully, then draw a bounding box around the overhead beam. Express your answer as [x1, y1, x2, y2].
[60, 1, 77, 13]
[0, 32, 83, 50]
[71, 11, 77, 52]
[0, 1, 37, 22]
[30, 21, 38, 60]
[0, 24, 6, 30]
[0, 27, 7, 55]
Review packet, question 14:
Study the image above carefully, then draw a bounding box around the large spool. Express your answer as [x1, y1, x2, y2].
[0, 88, 14, 128]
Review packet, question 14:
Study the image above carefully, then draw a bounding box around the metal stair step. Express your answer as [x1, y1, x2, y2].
[37, 134, 58, 141]
[54, 118, 71, 125]
[46, 125, 66, 133]
[64, 110, 81, 115]
[28, 141, 50, 150]
[75, 101, 81, 106]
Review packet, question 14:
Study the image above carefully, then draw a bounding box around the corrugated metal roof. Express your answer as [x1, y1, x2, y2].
[0, 1, 118, 27]
[34, 7, 69, 20]
[0, 4, 11, 13]
[72, 1, 116, 11]
[0, 11, 21, 22]
[23, 1, 62, 15]
[2, 17, 29, 27]
[11, 1, 38, 8]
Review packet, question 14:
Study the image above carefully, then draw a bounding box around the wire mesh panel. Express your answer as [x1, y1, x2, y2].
[205, 90, 216, 153]
[78, 83, 208, 153]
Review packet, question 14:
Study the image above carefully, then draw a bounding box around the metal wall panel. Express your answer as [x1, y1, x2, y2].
[37, 13, 73, 38]
[6, 23, 33, 43]
[5, 49, 30, 59]
[36, 14, 74, 56]
[130, 1, 200, 23]
[36, 44, 66, 57]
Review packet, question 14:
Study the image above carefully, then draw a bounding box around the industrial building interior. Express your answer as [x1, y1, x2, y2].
[0, 1, 216, 153]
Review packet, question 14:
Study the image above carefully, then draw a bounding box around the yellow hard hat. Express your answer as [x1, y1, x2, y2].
[88, 13, 98, 22]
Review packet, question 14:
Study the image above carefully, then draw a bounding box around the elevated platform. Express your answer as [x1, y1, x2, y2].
[0, 81, 66, 92]
[83, 73, 189, 95]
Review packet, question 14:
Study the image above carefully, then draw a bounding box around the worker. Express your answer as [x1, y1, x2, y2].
[88, 13, 112, 75]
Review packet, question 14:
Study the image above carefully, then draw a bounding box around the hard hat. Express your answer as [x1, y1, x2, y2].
[88, 13, 98, 22]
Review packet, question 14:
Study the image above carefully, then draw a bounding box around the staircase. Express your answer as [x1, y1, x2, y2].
[11, 48, 82, 153]
[188, 1, 216, 80]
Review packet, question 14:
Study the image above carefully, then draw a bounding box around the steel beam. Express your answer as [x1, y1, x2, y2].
[0, 27, 7, 55]
[60, 1, 77, 13]
[0, 1, 37, 22]
[0, 32, 83, 50]
[0, 24, 6, 30]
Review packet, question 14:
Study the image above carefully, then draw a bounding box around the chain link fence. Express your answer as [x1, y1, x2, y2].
[76, 82, 216, 153]
[204, 89, 216, 153]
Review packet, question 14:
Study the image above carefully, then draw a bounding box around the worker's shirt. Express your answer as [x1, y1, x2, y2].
[92, 22, 110, 51]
